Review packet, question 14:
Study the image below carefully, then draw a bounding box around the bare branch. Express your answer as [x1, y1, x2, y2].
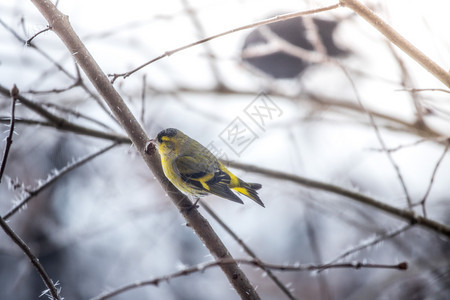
[140, 74, 147, 127]
[387, 42, 427, 129]
[27, 79, 81, 95]
[92, 258, 407, 300]
[108, 3, 340, 83]
[368, 136, 449, 153]
[41, 102, 115, 131]
[181, 0, 225, 88]
[305, 211, 331, 299]
[323, 224, 412, 267]
[401, 88, 450, 94]
[3, 142, 119, 220]
[416, 141, 450, 217]
[0, 18, 115, 122]
[226, 160, 450, 237]
[0, 85, 18, 183]
[0, 84, 129, 143]
[0, 117, 54, 127]
[30, 1, 261, 298]
[201, 202, 297, 300]
[0, 215, 61, 300]
[26, 25, 51, 45]
[336, 64, 413, 208]
[256, 26, 325, 63]
[145, 85, 447, 142]
[340, 0, 450, 88]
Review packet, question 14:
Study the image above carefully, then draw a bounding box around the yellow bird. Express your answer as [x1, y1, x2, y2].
[151, 128, 264, 207]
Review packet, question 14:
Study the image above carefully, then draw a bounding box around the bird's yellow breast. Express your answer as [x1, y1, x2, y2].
[160, 154, 205, 197]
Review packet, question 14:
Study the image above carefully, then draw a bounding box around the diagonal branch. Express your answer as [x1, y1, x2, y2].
[0, 18, 115, 120]
[336, 64, 413, 208]
[416, 141, 450, 217]
[340, 0, 450, 88]
[30, 1, 260, 299]
[0, 216, 60, 299]
[201, 202, 297, 300]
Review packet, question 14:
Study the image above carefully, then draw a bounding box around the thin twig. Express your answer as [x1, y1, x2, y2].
[26, 25, 51, 45]
[0, 215, 60, 299]
[256, 26, 324, 63]
[304, 16, 328, 55]
[304, 211, 331, 300]
[144, 85, 446, 142]
[0, 117, 54, 127]
[27, 60, 83, 95]
[41, 102, 114, 131]
[0, 85, 18, 183]
[27, 80, 81, 94]
[92, 258, 407, 300]
[368, 136, 449, 153]
[140, 74, 147, 126]
[3, 142, 119, 220]
[416, 141, 450, 217]
[0, 18, 116, 123]
[181, 0, 225, 88]
[322, 224, 412, 267]
[387, 42, 427, 129]
[336, 64, 413, 208]
[305, 91, 444, 140]
[400, 88, 450, 94]
[108, 3, 340, 83]
[201, 202, 297, 300]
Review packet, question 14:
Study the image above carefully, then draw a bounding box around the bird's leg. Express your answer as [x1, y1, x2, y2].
[184, 197, 200, 212]
[190, 198, 201, 210]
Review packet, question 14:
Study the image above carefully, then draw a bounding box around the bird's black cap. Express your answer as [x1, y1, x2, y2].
[157, 128, 178, 143]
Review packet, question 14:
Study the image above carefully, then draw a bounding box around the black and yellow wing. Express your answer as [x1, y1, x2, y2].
[174, 155, 244, 204]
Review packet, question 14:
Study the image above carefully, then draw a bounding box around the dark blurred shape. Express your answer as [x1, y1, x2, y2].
[241, 16, 348, 79]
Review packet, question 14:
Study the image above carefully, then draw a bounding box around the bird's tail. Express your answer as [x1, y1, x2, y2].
[233, 180, 265, 207]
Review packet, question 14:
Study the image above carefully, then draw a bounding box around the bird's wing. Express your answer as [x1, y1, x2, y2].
[174, 155, 244, 204]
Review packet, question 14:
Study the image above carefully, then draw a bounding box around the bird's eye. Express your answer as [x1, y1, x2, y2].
[165, 140, 174, 149]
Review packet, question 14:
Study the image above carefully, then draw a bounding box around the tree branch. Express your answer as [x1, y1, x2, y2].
[0, 215, 60, 299]
[0, 85, 18, 183]
[0, 18, 115, 120]
[201, 202, 297, 300]
[322, 224, 412, 267]
[340, 0, 450, 88]
[226, 161, 450, 238]
[92, 258, 407, 300]
[0, 84, 129, 143]
[2, 142, 119, 220]
[109, 3, 340, 82]
[30, 1, 260, 299]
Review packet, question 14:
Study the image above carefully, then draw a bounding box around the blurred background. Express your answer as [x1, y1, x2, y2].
[1, 0, 449, 299]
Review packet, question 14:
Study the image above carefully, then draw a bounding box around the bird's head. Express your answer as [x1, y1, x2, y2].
[152, 128, 186, 157]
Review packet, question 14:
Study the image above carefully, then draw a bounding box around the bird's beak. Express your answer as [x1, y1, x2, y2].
[145, 139, 157, 154]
